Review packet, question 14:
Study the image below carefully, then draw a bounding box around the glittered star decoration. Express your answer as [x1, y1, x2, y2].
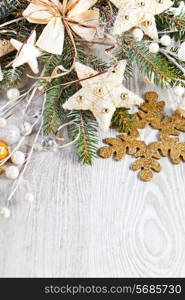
[63, 61, 144, 131]
[10, 30, 42, 74]
[110, 0, 173, 40]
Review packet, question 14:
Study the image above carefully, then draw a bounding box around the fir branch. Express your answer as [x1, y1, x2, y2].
[42, 54, 69, 136]
[114, 36, 185, 87]
[156, 12, 185, 40]
[42, 37, 77, 135]
[0, 0, 27, 20]
[1, 65, 25, 89]
[77, 47, 109, 71]
[68, 110, 99, 165]
[111, 108, 134, 133]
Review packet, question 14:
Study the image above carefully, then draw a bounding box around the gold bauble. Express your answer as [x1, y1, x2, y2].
[0, 141, 9, 161]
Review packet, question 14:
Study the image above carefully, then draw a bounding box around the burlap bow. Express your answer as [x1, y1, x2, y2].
[23, 0, 99, 55]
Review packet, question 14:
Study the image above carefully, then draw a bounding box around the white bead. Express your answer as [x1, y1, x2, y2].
[160, 35, 171, 46]
[5, 166, 19, 179]
[20, 121, 32, 136]
[7, 88, 20, 101]
[132, 28, 144, 41]
[0, 117, 7, 128]
[25, 193, 34, 204]
[11, 151, 25, 165]
[174, 86, 184, 97]
[0, 125, 20, 144]
[149, 42, 159, 54]
[0, 207, 10, 219]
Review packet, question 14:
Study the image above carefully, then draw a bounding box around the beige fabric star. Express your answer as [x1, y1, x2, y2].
[110, 0, 173, 40]
[10, 31, 42, 74]
[63, 61, 144, 131]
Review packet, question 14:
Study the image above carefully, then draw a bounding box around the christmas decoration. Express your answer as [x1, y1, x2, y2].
[99, 91, 185, 181]
[63, 61, 144, 131]
[0, 207, 10, 219]
[7, 88, 20, 100]
[23, 0, 99, 55]
[0, 124, 21, 144]
[149, 42, 159, 54]
[5, 165, 19, 179]
[0, 39, 14, 58]
[110, 0, 173, 40]
[24, 192, 34, 204]
[0, 140, 9, 161]
[11, 151, 25, 165]
[160, 35, 171, 47]
[0, 0, 185, 216]
[11, 30, 42, 74]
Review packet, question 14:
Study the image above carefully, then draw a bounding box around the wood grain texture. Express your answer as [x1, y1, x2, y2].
[1, 69, 185, 278]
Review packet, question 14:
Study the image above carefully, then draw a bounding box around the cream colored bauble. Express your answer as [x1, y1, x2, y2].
[0, 125, 20, 144]
[160, 35, 171, 46]
[7, 88, 20, 101]
[5, 165, 19, 179]
[25, 193, 34, 204]
[0, 207, 10, 218]
[132, 28, 144, 41]
[11, 151, 25, 165]
[149, 42, 159, 54]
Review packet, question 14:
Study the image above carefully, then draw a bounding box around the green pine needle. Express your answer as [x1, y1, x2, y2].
[114, 36, 185, 88]
[111, 108, 135, 133]
[68, 110, 99, 165]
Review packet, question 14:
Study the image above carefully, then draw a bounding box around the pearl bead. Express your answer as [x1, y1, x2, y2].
[178, 42, 185, 61]
[0, 117, 6, 128]
[160, 35, 171, 46]
[0, 207, 10, 219]
[20, 122, 32, 136]
[0, 125, 20, 144]
[11, 151, 25, 165]
[25, 193, 34, 204]
[149, 42, 159, 54]
[174, 86, 184, 97]
[7, 88, 20, 101]
[132, 28, 144, 41]
[5, 166, 19, 179]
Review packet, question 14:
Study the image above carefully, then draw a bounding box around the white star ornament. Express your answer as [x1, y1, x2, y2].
[10, 31, 42, 74]
[63, 61, 144, 131]
[110, 0, 173, 40]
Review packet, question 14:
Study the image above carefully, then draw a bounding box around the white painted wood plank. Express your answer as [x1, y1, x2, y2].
[0, 71, 185, 278]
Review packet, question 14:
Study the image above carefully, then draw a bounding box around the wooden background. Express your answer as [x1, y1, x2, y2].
[0, 59, 185, 277]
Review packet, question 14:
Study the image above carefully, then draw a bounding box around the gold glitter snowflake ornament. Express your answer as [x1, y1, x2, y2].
[99, 91, 185, 182]
[110, 0, 173, 40]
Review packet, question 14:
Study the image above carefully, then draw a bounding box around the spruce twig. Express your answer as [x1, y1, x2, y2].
[68, 110, 99, 165]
